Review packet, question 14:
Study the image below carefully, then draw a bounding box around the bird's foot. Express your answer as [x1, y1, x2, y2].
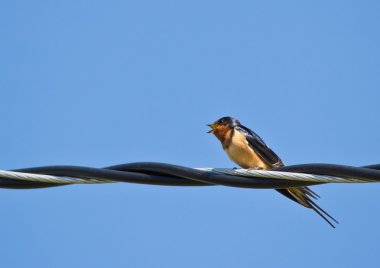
[248, 167, 264, 170]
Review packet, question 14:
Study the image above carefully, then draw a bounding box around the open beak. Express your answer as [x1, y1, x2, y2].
[207, 123, 217, 133]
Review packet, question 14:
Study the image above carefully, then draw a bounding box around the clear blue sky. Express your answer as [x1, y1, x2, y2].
[1, 1, 380, 267]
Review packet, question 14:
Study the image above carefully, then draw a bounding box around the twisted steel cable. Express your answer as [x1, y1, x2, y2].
[0, 162, 380, 189]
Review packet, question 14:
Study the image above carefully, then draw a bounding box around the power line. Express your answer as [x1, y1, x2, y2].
[1, 162, 379, 189]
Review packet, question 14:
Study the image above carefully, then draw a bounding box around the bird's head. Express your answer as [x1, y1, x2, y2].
[207, 117, 240, 138]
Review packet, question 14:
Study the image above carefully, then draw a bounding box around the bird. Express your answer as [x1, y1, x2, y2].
[207, 116, 338, 228]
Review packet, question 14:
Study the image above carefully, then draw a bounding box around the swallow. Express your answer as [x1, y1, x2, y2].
[208, 116, 338, 228]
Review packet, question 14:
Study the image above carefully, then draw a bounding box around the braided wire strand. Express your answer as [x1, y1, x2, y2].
[0, 167, 376, 185]
[208, 168, 375, 183]
[0, 170, 112, 184]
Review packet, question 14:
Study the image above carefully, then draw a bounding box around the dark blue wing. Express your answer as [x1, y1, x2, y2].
[235, 125, 284, 167]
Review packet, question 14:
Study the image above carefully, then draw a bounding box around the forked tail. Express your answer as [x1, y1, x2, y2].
[275, 187, 338, 228]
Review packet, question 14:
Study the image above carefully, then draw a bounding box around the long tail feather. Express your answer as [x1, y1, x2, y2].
[275, 187, 338, 228]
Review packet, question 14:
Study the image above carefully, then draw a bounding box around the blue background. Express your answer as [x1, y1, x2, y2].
[1, 1, 380, 267]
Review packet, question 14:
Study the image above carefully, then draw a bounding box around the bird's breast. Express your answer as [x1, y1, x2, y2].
[224, 130, 271, 170]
